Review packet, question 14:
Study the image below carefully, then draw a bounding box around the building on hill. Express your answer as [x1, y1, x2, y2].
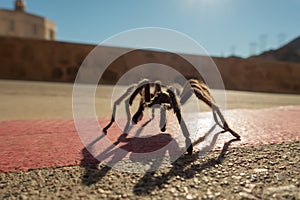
[0, 0, 56, 40]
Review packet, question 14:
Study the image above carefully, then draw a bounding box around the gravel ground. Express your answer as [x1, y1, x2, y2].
[1, 141, 299, 200]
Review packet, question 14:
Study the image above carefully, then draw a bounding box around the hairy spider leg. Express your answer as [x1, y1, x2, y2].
[150, 80, 163, 120]
[153, 80, 162, 95]
[181, 79, 224, 126]
[180, 79, 240, 139]
[131, 79, 165, 124]
[167, 87, 193, 154]
[180, 79, 223, 125]
[147, 88, 173, 132]
[129, 79, 150, 106]
[123, 98, 133, 134]
[144, 83, 150, 103]
[130, 79, 151, 124]
[160, 107, 167, 132]
[132, 102, 146, 124]
[102, 84, 137, 134]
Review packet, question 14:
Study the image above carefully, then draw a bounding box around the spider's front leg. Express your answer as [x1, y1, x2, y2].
[160, 107, 167, 132]
[129, 79, 150, 106]
[167, 88, 193, 155]
[132, 102, 146, 124]
[130, 80, 151, 124]
[103, 85, 137, 134]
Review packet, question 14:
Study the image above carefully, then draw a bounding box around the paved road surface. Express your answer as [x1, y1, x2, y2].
[0, 80, 299, 199]
[1, 80, 300, 120]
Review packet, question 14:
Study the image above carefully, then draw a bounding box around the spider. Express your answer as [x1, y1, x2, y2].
[103, 79, 241, 155]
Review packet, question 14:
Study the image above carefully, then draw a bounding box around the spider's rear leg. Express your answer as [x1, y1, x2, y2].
[187, 80, 241, 139]
[211, 105, 241, 139]
[203, 99, 241, 140]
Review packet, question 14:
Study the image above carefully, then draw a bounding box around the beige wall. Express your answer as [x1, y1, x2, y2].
[0, 37, 299, 94]
[0, 9, 56, 40]
[43, 18, 56, 40]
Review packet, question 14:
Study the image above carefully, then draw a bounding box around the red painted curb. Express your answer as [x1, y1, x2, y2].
[0, 106, 299, 173]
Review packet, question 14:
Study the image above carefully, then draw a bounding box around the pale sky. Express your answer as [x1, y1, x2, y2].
[1, 0, 300, 57]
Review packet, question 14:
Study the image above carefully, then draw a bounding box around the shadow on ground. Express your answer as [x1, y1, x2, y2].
[80, 131, 239, 194]
[132, 138, 239, 195]
[80, 131, 176, 186]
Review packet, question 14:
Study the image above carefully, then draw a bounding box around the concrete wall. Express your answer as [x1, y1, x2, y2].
[0, 36, 299, 94]
[214, 57, 300, 93]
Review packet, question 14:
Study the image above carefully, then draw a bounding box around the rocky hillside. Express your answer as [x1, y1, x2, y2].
[250, 36, 300, 63]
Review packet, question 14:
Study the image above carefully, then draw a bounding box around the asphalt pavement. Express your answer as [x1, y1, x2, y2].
[0, 80, 299, 199]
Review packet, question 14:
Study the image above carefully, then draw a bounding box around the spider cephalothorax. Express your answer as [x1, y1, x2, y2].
[103, 79, 240, 154]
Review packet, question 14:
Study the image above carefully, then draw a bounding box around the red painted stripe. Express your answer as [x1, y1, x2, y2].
[0, 106, 299, 173]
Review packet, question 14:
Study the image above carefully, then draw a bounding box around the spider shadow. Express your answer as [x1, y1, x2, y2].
[133, 136, 240, 195]
[80, 121, 240, 190]
[80, 118, 177, 186]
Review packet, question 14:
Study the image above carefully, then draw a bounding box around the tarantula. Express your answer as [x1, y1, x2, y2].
[103, 79, 241, 154]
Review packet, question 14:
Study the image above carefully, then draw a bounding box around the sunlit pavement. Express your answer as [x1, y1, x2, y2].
[0, 106, 299, 173]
